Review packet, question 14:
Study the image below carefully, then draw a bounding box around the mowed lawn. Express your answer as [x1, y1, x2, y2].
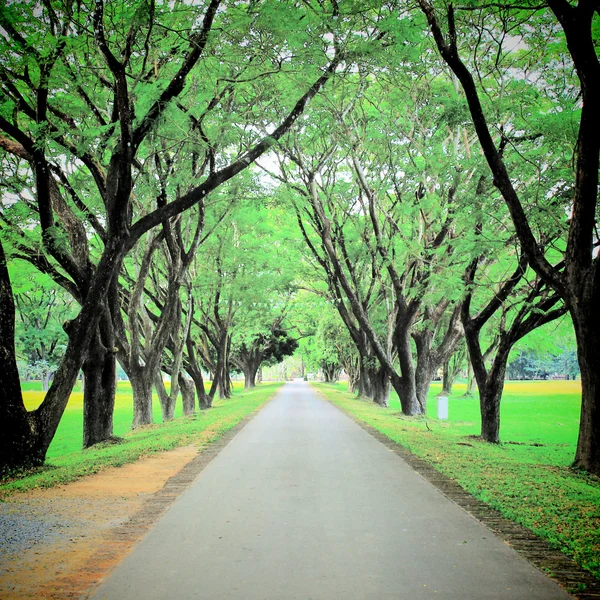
[3, 381, 283, 494]
[313, 380, 600, 580]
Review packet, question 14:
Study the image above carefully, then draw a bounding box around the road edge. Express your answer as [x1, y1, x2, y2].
[72, 386, 283, 600]
[313, 386, 600, 600]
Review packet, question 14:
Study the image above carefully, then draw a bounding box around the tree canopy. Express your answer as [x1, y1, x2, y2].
[1, 0, 598, 476]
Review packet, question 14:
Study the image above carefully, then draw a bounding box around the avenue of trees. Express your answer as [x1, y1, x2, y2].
[0, 0, 598, 476]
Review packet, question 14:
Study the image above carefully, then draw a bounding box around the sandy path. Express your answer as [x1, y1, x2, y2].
[0, 445, 198, 599]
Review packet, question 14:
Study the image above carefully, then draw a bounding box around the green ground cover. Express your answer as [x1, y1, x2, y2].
[313, 380, 600, 579]
[1, 381, 283, 495]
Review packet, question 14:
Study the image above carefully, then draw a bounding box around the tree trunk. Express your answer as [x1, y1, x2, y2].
[216, 332, 232, 399]
[365, 365, 390, 407]
[477, 358, 509, 444]
[0, 241, 42, 474]
[238, 353, 261, 389]
[464, 358, 477, 397]
[442, 360, 453, 395]
[82, 310, 116, 448]
[395, 330, 421, 415]
[570, 304, 600, 474]
[244, 367, 258, 389]
[190, 366, 210, 409]
[154, 370, 176, 422]
[179, 374, 195, 415]
[322, 363, 340, 383]
[415, 355, 435, 414]
[354, 357, 389, 406]
[185, 336, 210, 409]
[465, 328, 510, 444]
[130, 365, 153, 428]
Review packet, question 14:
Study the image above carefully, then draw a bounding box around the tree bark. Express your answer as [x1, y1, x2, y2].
[82, 310, 116, 448]
[154, 370, 177, 422]
[442, 361, 453, 395]
[472, 347, 509, 444]
[570, 303, 600, 473]
[179, 374, 196, 415]
[243, 366, 259, 388]
[185, 335, 210, 409]
[130, 364, 154, 428]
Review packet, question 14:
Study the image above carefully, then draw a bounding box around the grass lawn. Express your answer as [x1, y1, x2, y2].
[1, 381, 284, 495]
[313, 379, 600, 580]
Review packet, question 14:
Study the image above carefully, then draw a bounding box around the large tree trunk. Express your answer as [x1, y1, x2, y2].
[189, 365, 210, 409]
[236, 350, 262, 389]
[355, 357, 390, 407]
[179, 374, 195, 415]
[476, 358, 509, 444]
[465, 326, 510, 444]
[243, 366, 259, 389]
[0, 241, 41, 474]
[395, 330, 421, 415]
[82, 309, 116, 448]
[130, 365, 153, 428]
[570, 304, 600, 474]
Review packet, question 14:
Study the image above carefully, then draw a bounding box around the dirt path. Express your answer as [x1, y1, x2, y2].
[0, 445, 199, 599]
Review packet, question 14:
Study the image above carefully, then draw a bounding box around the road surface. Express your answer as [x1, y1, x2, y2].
[89, 381, 571, 599]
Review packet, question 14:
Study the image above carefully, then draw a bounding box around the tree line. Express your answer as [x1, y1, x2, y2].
[0, 0, 598, 477]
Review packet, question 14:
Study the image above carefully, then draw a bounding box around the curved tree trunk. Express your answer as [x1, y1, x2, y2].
[1, 239, 124, 473]
[185, 335, 210, 409]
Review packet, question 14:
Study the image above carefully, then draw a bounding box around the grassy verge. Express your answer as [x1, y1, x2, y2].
[313, 380, 600, 579]
[1, 381, 283, 496]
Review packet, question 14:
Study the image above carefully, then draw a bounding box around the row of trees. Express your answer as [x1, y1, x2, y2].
[0, 0, 598, 476]
[0, 0, 344, 473]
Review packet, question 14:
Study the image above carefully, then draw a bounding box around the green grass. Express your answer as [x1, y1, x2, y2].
[313, 379, 600, 579]
[1, 381, 283, 495]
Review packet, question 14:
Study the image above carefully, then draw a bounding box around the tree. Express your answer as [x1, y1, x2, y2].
[462, 250, 566, 442]
[419, 0, 600, 474]
[0, 0, 348, 473]
[233, 328, 298, 388]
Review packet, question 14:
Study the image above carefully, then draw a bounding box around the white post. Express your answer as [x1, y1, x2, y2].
[437, 394, 448, 420]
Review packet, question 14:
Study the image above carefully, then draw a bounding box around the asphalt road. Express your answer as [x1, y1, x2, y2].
[89, 381, 572, 600]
